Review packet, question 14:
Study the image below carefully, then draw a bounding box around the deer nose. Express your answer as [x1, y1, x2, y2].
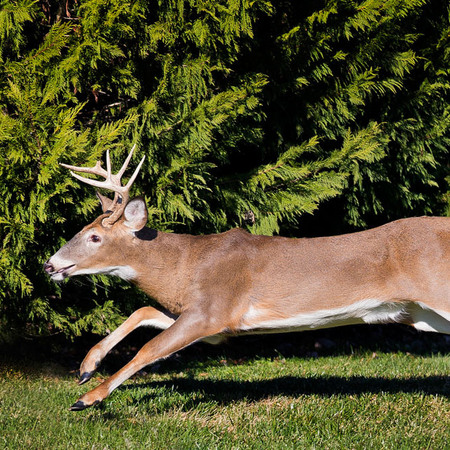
[43, 261, 55, 274]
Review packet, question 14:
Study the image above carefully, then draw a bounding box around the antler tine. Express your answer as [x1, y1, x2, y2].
[125, 154, 146, 189]
[61, 145, 145, 227]
[68, 170, 117, 191]
[106, 149, 112, 180]
[60, 151, 128, 195]
[116, 144, 136, 179]
[60, 160, 108, 178]
[102, 151, 145, 227]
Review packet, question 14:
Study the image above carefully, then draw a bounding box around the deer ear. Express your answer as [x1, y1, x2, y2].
[123, 197, 148, 231]
[96, 192, 114, 213]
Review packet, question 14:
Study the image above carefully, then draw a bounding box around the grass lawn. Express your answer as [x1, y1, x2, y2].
[0, 330, 448, 449]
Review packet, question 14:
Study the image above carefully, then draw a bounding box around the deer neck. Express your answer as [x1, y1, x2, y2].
[124, 229, 197, 314]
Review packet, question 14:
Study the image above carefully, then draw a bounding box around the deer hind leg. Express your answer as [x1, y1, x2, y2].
[70, 311, 225, 410]
[407, 302, 450, 334]
[78, 306, 176, 385]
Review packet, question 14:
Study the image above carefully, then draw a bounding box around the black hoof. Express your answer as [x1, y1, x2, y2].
[78, 371, 94, 385]
[69, 400, 88, 411]
[69, 399, 101, 411]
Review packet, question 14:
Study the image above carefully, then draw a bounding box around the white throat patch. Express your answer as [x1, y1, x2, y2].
[74, 265, 137, 280]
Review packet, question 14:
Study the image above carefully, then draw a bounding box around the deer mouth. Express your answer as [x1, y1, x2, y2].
[47, 264, 76, 280]
[57, 264, 75, 275]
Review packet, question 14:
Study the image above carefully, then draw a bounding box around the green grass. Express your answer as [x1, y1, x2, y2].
[0, 350, 449, 449]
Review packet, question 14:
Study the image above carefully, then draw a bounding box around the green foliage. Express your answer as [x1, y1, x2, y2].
[257, 0, 450, 227]
[0, 0, 448, 339]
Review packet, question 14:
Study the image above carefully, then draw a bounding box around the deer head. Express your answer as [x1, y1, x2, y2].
[44, 146, 147, 281]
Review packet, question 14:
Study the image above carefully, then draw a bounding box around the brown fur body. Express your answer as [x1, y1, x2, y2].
[46, 198, 449, 410]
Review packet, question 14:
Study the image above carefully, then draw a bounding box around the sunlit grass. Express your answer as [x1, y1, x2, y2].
[1, 350, 448, 449]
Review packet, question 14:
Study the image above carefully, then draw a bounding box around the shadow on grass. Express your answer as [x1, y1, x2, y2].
[122, 375, 450, 406]
[1, 324, 448, 382]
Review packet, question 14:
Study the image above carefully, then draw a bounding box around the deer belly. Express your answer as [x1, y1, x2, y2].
[238, 299, 409, 333]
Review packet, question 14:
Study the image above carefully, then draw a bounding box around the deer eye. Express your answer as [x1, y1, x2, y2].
[88, 234, 101, 243]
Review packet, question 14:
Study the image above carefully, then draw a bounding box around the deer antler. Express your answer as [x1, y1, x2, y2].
[61, 145, 145, 227]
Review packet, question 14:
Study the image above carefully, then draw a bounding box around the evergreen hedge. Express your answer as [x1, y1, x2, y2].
[1, 0, 449, 340]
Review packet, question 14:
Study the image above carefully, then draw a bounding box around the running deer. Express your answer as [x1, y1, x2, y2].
[44, 147, 450, 411]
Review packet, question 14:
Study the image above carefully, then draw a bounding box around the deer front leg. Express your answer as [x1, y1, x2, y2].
[78, 306, 176, 385]
[70, 311, 224, 410]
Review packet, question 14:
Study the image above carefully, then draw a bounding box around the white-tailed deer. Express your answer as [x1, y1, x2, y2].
[45, 147, 450, 411]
